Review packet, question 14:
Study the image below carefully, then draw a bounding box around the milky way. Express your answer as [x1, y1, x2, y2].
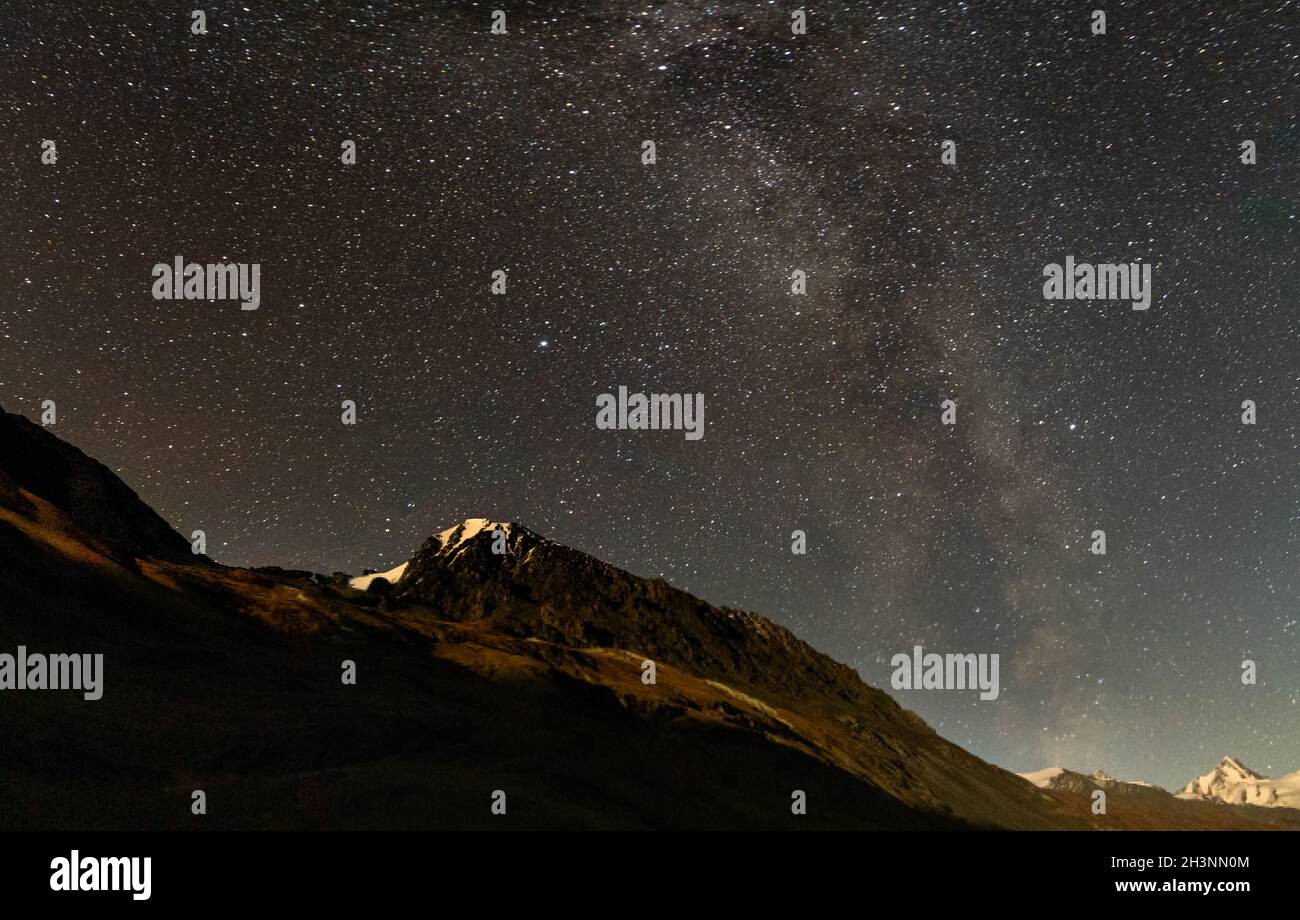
[3, 1, 1299, 790]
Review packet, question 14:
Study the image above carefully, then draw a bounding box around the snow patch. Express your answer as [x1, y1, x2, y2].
[1018, 767, 1066, 789]
[436, 519, 512, 553]
[349, 561, 408, 590]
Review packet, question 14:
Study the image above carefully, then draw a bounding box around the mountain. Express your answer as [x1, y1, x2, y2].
[1020, 767, 1156, 791]
[2, 404, 1299, 830]
[1178, 757, 1300, 809]
[1019, 766, 1159, 795]
[1015, 765, 1300, 829]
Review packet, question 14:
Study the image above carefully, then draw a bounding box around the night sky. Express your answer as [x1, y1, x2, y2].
[3, 1, 1299, 791]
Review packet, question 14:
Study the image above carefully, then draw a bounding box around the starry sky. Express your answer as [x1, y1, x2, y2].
[3, 0, 1299, 792]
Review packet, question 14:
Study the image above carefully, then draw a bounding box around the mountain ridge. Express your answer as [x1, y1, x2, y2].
[0, 405, 201, 567]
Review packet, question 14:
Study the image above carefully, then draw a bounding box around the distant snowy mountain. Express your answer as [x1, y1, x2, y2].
[1178, 756, 1300, 808]
[1017, 766, 1160, 792]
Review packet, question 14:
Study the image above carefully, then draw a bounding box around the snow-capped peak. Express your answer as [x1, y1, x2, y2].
[1215, 756, 1265, 782]
[435, 518, 513, 552]
[1177, 756, 1300, 808]
[348, 521, 513, 590]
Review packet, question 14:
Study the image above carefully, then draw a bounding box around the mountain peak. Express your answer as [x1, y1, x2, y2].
[387, 516, 904, 712]
[436, 518, 516, 548]
[1177, 755, 1293, 807]
[1216, 756, 1266, 781]
[426, 518, 553, 564]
